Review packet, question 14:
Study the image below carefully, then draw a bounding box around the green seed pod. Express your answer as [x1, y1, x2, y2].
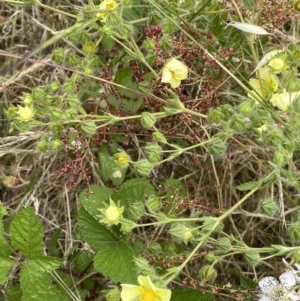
[133, 159, 154, 176]
[244, 251, 260, 267]
[141, 112, 157, 129]
[216, 237, 232, 253]
[260, 198, 278, 217]
[199, 265, 217, 282]
[238, 99, 256, 115]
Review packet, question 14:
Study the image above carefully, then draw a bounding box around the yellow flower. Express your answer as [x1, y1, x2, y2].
[161, 58, 188, 88]
[121, 275, 171, 301]
[96, 0, 118, 23]
[256, 124, 268, 134]
[114, 151, 130, 168]
[248, 67, 278, 100]
[270, 89, 300, 111]
[98, 198, 124, 226]
[268, 58, 285, 72]
[17, 105, 34, 122]
[83, 41, 96, 53]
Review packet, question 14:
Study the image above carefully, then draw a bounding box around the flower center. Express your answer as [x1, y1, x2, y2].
[140, 288, 158, 301]
[106, 207, 119, 221]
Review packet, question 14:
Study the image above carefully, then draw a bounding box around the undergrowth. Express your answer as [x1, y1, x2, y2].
[1, 0, 300, 301]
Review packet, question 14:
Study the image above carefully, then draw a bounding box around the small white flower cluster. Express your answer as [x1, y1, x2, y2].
[258, 259, 300, 301]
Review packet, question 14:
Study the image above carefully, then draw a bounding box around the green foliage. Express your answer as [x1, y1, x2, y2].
[10, 207, 44, 258]
[3, 0, 300, 299]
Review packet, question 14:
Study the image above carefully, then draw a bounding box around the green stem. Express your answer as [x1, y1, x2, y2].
[36, 0, 77, 18]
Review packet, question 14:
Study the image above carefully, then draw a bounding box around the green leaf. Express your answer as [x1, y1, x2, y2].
[97, 143, 127, 185]
[165, 178, 186, 198]
[107, 94, 143, 113]
[10, 207, 44, 258]
[0, 203, 10, 257]
[0, 256, 15, 284]
[78, 81, 101, 101]
[77, 207, 117, 250]
[0, 202, 7, 218]
[20, 257, 63, 291]
[171, 288, 214, 301]
[111, 179, 155, 221]
[114, 67, 137, 99]
[5, 284, 22, 301]
[123, 0, 142, 20]
[239, 273, 257, 289]
[20, 268, 68, 301]
[101, 36, 115, 51]
[236, 180, 261, 191]
[94, 241, 138, 284]
[79, 184, 113, 217]
[48, 228, 62, 257]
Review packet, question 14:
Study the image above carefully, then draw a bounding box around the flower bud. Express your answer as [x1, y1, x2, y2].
[32, 87, 46, 100]
[238, 99, 256, 115]
[133, 159, 154, 176]
[259, 198, 278, 217]
[148, 10, 162, 25]
[244, 251, 260, 267]
[97, 198, 124, 226]
[83, 41, 96, 53]
[143, 38, 155, 51]
[216, 237, 232, 253]
[153, 132, 167, 143]
[165, 242, 177, 255]
[66, 54, 80, 67]
[288, 223, 300, 243]
[162, 20, 174, 34]
[22, 93, 33, 106]
[169, 223, 194, 244]
[220, 104, 234, 121]
[49, 81, 60, 92]
[201, 217, 224, 233]
[63, 79, 76, 94]
[50, 108, 64, 121]
[268, 57, 285, 72]
[290, 249, 300, 264]
[117, 23, 133, 39]
[17, 106, 34, 122]
[148, 242, 162, 255]
[144, 142, 161, 163]
[262, 127, 285, 147]
[52, 139, 63, 150]
[167, 98, 185, 109]
[101, 25, 113, 36]
[228, 114, 246, 133]
[160, 37, 173, 52]
[4, 106, 18, 119]
[207, 138, 226, 157]
[199, 265, 217, 282]
[104, 287, 120, 301]
[146, 195, 161, 212]
[81, 121, 97, 135]
[208, 108, 224, 123]
[282, 69, 300, 92]
[205, 253, 217, 263]
[51, 47, 64, 63]
[37, 139, 49, 152]
[114, 151, 130, 168]
[141, 112, 157, 129]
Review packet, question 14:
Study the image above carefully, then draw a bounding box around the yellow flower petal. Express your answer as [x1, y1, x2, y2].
[121, 276, 172, 301]
[121, 284, 142, 301]
[161, 58, 188, 88]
